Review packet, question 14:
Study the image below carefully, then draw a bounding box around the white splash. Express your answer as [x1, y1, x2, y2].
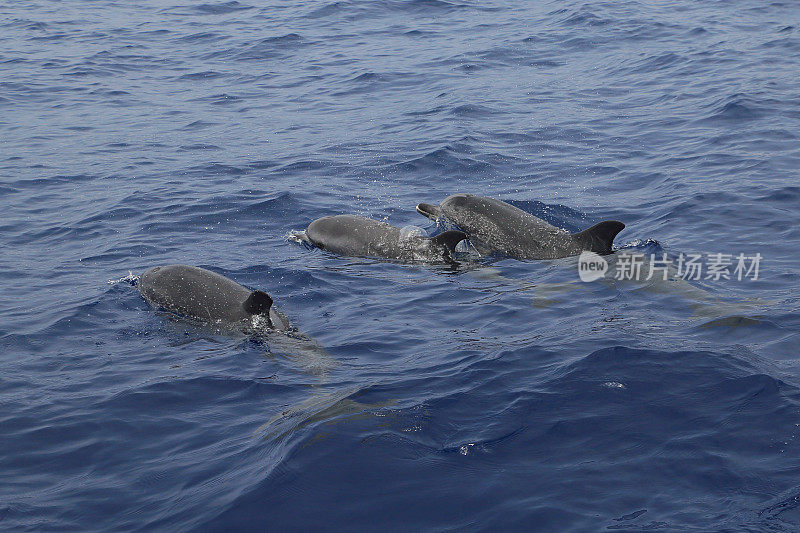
[398, 225, 428, 241]
[108, 271, 137, 285]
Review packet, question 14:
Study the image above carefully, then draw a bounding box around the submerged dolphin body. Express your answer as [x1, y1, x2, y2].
[416, 193, 625, 260]
[139, 265, 345, 434]
[300, 214, 467, 263]
[138, 264, 290, 330]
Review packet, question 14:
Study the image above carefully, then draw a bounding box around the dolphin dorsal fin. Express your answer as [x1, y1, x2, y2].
[243, 290, 273, 315]
[575, 221, 625, 255]
[416, 202, 442, 220]
[430, 230, 468, 255]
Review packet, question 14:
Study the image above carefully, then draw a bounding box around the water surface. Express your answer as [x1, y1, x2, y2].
[1, 0, 799, 530]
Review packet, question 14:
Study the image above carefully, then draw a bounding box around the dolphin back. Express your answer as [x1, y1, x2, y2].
[139, 265, 275, 324]
[306, 215, 402, 257]
[305, 214, 463, 263]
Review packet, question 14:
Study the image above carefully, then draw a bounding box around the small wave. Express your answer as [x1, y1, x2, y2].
[178, 70, 225, 80]
[191, 93, 243, 106]
[388, 147, 478, 173]
[351, 72, 380, 83]
[259, 32, 302, 45]
[559, 7, 612, 27]
[306, 1, 348, 19]
[404, 104, 448, 117]
[629, 51, 684, 74]
[179, 120, 218, 130]
[398, 0, 469, 12]
[177, 32, 223, 43]
[449, 104, 496, 117]
[89, 88, 131, 97]
[332, 70, 421, 96]
[219, 33, 305, 61]
[277, 159, 330, 172]
[713, 101, 762, 121]
[699, 94, 766, 124]
[194, 1, 253, 15]
[756, 186, 800, 203]
[698, 316, 765, 329]
[403, 29, 437, 37]
[177, 144, 222, 151]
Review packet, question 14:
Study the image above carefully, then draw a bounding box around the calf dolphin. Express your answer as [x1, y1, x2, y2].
[138, 264, 289, 330]
[416, 193, 625, 260]
[298, 214, 467, 263]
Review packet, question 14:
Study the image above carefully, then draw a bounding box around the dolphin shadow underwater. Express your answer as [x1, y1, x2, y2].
[293, 214, 468, 264]
[416, 193, 625, 260]
[461, 241, 771, 324]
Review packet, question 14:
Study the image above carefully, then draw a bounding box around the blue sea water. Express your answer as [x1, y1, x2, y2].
[1, 0, 799, 530]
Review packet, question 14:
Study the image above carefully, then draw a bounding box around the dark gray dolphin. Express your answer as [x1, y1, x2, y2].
[300, 214, 467, 263]
[138, 264, 289, 330]
[416, 193, 625, 260]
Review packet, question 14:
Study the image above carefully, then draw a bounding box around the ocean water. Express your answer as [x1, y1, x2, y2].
[1, 0, 799, 530]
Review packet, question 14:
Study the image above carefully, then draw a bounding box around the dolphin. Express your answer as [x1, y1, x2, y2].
[298, 214, 467, 263]
[138, 264, 290, 330]
[138, 265, 350, 435]
[416, 193, 625, 260]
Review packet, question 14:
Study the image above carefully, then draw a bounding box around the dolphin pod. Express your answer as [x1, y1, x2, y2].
[299, 214, 467, 263]
[139, 264, 290, 330]
[416, 193, 625, 260]
[131, 197, 625, 442]
[137, 195, 625, 328]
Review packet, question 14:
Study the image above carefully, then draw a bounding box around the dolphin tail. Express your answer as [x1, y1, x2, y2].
[430, 230, 468, 256]
[575, 220, 625, 255]
[243, 290, 273, 315]
[416, 202, 442, 220]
